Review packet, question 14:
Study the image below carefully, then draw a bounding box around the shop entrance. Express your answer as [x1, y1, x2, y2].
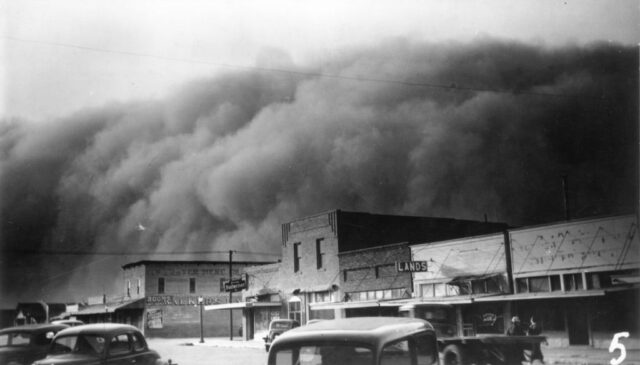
[567, 306, 589, 345]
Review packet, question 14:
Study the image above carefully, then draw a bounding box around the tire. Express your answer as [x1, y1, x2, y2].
[442, 344, 467, 365]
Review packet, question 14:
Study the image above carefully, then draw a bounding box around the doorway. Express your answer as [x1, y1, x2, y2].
[566, 305, 589, 345]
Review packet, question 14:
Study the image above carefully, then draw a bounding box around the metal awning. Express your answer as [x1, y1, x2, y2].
[204, 301, 281, 311]
[309, 300, 402, 311]
[74, 298, 145, 316]
[474, 289, 606, 302]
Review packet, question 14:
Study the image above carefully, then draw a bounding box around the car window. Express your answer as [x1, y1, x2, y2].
[108, 334, 131, 356]
[132, 332, 146, 352]
[51, 335, 104, 356]
[271, 322, 293, 330]
[10, 332, 31, 346]
[272, 345, 373, 365]
[381, 340, 411, 365]
[413, 333, 438, 365]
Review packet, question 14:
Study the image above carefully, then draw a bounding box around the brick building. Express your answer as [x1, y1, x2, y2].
[241, 209, 508, 339]
[117, 260, 270, 337]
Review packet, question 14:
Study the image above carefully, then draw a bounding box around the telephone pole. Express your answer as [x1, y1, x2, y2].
[229, 250, 233, 341]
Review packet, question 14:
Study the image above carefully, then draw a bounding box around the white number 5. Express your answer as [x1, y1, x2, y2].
[609, 331, 630, 365]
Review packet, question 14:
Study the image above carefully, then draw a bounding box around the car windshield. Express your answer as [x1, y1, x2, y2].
[0, 332, 31, 347]
[271, 321, 294, 330]
[272, 344, 373, 365]
[50, 334, 106, 356]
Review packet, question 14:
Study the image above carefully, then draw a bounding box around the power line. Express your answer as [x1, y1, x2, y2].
[1, 248, 281, 257]
[2, 35, 596, 100]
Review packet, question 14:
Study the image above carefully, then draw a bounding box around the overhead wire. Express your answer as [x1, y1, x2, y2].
[1, 35, 600, 100]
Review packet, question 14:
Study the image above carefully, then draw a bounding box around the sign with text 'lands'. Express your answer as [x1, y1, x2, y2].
[510, 215, 639, 275]
[396, 261, 429, 272]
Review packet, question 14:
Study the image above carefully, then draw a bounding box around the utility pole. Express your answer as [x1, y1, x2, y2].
[198, 296, 204, 343]
[229, 250, 233, 341]
[562, 175, 570, 220]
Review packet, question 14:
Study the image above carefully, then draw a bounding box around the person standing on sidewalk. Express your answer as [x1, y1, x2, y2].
[506, 316, 526, 336]
[527, 316, 544, 364]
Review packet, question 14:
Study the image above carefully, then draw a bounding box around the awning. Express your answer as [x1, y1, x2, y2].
[611, 274, 640, 285]
[74, 298, 145, 316]
[448, 273, 503, 285]
[309, 300, 402, 311]
[291, 284, 338, 294]
[474, 289, 606, 302]
[204, 301, 281, 311]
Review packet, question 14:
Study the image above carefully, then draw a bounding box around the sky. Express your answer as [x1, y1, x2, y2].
[0, 0, 638, 307]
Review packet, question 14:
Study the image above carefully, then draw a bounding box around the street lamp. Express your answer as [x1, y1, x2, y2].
[198, 296, 204, 343]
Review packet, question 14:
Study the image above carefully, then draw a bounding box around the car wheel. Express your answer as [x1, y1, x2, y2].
[442, 344, 466, 365]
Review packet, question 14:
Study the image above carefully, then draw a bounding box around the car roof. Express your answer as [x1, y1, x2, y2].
[0, 324, 68, 334]
[55, 323, 141, 337]
[272, 317, 434, 349]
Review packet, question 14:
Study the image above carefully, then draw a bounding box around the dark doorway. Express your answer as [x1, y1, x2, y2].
[567, 306, 589, 345]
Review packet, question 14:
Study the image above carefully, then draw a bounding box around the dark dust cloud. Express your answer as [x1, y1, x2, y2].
[1, 38, 637, 305]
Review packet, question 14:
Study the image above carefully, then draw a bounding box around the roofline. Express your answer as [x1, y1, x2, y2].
[506, 213, 637, 234]
[338, 241, 409, 255]
[282, 209, 509, 226]
[122, 260, 276, 269]
[409, 231, 506, 248]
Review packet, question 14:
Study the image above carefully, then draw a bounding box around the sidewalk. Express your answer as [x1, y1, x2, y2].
[155, 337, 640, 365]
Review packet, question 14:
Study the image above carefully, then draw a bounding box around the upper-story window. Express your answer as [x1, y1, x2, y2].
[316, 238, 325, 269]
[293, 242, 301, 273]
[189, 278, 196, 293]
[137, 279, 141, 294]
[158, 277, 165, 294]
[126, 280, 131, 297]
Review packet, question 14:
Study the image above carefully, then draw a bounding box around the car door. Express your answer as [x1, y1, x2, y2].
[105, 332, 137, 365]
[130, 331, 159, 365]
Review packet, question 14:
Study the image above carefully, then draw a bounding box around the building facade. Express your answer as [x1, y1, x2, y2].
[241, 209, 508, 339]
[410, 233, 512, 335]
[119, 260, 268, 338]
[507, 214, 639, 349]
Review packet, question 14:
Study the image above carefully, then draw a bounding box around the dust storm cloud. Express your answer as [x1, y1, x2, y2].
[1, 38, 637, 303]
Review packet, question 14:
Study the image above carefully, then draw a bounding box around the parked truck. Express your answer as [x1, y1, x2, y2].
[399, 302, 545, 365]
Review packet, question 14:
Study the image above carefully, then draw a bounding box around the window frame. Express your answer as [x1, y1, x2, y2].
[189, 277, 196, 294]
[158, 277, 165, 294]
[316, 238, 325, 269]
[293, 243, 301, 273]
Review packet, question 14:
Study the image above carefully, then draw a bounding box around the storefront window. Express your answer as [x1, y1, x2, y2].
[515, 278, 528, 293]
[529, 276, 550, 292]
[421, 284, 434, 298]
[563, 273, 583, 291]
[434, 283, 447, 297]
[288, 297, 301, 322]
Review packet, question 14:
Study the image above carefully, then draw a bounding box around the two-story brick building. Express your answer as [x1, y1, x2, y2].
[116, 260, 271, 337]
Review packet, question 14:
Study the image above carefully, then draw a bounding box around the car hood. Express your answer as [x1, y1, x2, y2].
[33, 353, 102, 365]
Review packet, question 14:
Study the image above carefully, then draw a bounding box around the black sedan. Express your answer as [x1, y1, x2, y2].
[33, 323, 169, 365]
[0, 323, 69, 365]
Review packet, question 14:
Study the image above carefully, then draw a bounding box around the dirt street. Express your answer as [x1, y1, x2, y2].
[148, 339, 267, 365]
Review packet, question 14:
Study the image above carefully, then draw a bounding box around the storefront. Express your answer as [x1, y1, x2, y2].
[508, 214, 639, 349]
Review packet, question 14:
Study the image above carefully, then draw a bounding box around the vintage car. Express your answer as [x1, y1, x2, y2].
[33, 323, 169, 365]
[51, 319, 85, 327]
[267, 317, 439, 365]
[0, 323, 69, 365]
[264, 319, 300, 352]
